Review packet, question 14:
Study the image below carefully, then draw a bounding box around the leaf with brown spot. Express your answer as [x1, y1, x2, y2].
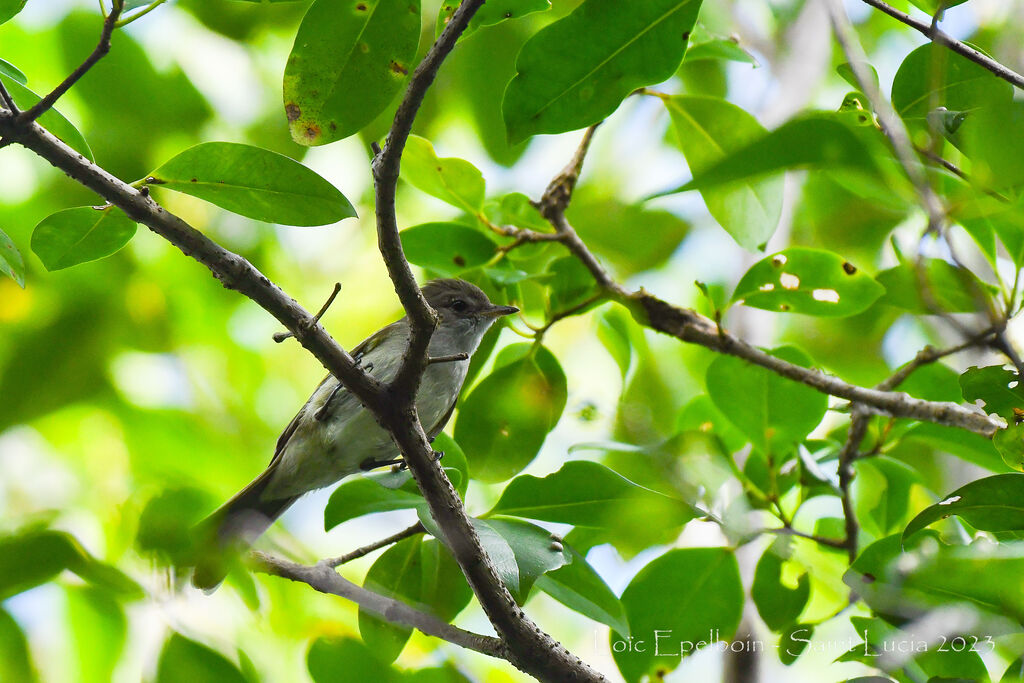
[284, 0, 421, 146]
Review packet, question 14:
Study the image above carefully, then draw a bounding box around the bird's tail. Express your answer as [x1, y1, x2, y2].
[191, 467, 298, 591]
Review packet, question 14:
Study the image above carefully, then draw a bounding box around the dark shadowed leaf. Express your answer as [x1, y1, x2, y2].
[613, 547, 743, 683]
[752, 538, 810, 631]
[283, 0, 421, 145]
[732, 248, 884, 316]
[148, 142, 355, 225]
[502, 0, 702, 143]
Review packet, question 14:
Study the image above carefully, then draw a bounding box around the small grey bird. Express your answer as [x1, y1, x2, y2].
[192, 279, 517, 588]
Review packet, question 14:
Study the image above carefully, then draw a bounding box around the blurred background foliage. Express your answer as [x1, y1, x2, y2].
[2, 0, 1024, 682]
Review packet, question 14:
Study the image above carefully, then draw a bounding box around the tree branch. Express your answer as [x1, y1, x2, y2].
[837, 407, 869, 564]
[252, 552, 507, 659]
[366, 2, 608, 681]
[17, 2, 123, 125]
[323, 522, 424, 568]
[859, 0, 1024, 91]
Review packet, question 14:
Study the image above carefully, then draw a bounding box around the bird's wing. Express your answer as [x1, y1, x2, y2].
[427, 395, 459, 441]
[268, 321, 404, 465]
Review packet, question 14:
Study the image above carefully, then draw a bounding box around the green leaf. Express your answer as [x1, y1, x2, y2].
[358, 537, 472, 663]
[136, 487, 210, 564]
[324, 471, 439, 531]
[283, 0, 421, 145]
[436, 0, 550, 38]
[751, 538, 810, 631]
[489, 460, 696, 528]
[846, 535, 1024, 626]
[484, 518, 568, 602]
[0, 528, 142, 600]
[960, 101, 1024, 189]
[0, 57, 26, 84]
[359, 538, 421, 663]
[0, 74, 93, 161]
[454, 344, 566, 482]
[658, 114, 878, 197]
[65, 587, 127, 683]
[0, 608, 35, 683]
[837, 62, 879, 92]
[566, 195, 690, 276]
[612, 547, 743, 683]
[684, 38, 757, 65]
[779, 623, 813, 666]
[147, 142, 355, 226]
[876, 259, 993, 313]
[431, 433, 469, 498]
[502, 0, 703, 143]
[904, 474, 1024, 541]
[732, 247, 884, 316]
[663, 95, 782, 250]
[0, 0, 24, 25]
[535, 544, 629, 635]
[892, 43, 1012, 135]
[156, 633, 248, 683]
[401, 136, 486, 214]
[854, 456, 922, 538]
[995, 423, 1024, 471]
[30, 207, 137, 272]
[705, 345, 828, 453]
[307, 636, 398, 683]
[400, 222, 496, 277]
[0, 228, 25, 287]
[901, 422, 1009, 473]
[960, 365, 1024, 421]
[546, 255, 598, 313]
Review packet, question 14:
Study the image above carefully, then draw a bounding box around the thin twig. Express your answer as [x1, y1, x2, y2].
[764, 526, 848, 550]
[876, 326, 1000, 391]
[859, 0, 1024, 91]
[17, 3, 123, 125]
[535, 293, 607, 339]
[427, 353, 469, 365]
[274, 282, 341, 343]
[537, 124, 600, 215]
[115, 0, 167, 27]
[826, 0, 947, 235]
[252, 551, 506, 658]
[838, 407, 869, 564]
[0, 78, 18, 114]
[323, 522, 424, 568]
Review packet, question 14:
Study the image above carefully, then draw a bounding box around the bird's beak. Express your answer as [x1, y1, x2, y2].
[482, 304, 519, 318]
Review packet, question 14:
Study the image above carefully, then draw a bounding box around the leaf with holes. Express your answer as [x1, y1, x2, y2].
[903, 473, 1024, 542]
[732, 248, 884, 316]
[402, 136, 486, 214]
[147, 142, 355, 226]
[664, 95, 782, 250]
[400, 222, 496, 277]
[752, 538, 810, 631]
[283, 0, 421, 145]
[502, 0, 702, 143]
[960, 365, 1024, 422]
[31, 207, 137, 272]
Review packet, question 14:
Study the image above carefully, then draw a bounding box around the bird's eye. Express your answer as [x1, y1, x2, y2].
[450, 299, 468, 312]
